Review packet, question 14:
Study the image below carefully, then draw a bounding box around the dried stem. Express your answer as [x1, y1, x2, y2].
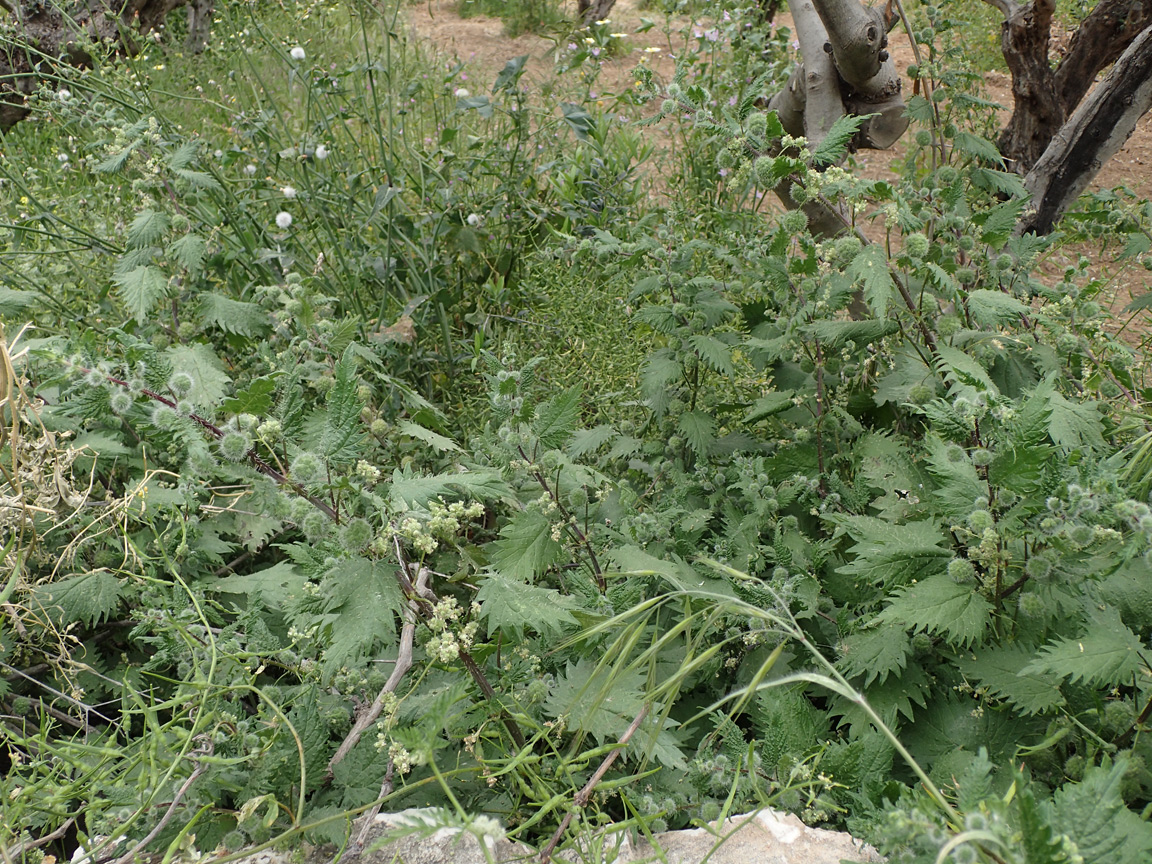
[112, 739, 211, 864]
[1, 817, 75, 861]
[539, 704, 650, 864]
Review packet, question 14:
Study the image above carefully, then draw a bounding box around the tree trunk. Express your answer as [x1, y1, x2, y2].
[0, 0, 203, 132]
[1020, 24, 1152, 234]
[994, 0, 1064, 172]
[577, 0, 616, 25]
[1053, 0, 1152, 112]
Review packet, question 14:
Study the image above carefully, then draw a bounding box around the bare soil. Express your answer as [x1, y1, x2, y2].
[404, 0, 1152, 334]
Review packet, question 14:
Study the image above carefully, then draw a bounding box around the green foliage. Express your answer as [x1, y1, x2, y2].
[3, 0, 1152, 860]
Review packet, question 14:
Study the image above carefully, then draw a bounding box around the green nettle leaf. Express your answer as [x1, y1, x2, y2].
[396, 420, 462, 453]
[876, 573, 992, 646]
[166, 139, 200, 170]
[846, 245, 895, 318]
[127, 209, 170, 248]
[1022, 609, 1144, 687]
[923, 435, 989, 521]
[197, 293, 272, 337]
[173, 168, 222, 191]
[934, 344, 997, 393]
[566, 424, 617, 458]
[319, 345, 365, 463]
[115, 265, 169, 324]
[34, 571, 122, 627]
[966, 289, 1028, 327]
[838, 627, 911, 686]
[320, 556, 403, 680]
[955, 644, 1065, 716]
[688, 333, 734, 376]
[1053, 758, 1152, 864]
[830, 514, 951, 587]
[804, 318, 899, 350]
[208, 560, 304, 612]
[1046, 388, 1105, 452]
[952, 131, 1004, 166]
[222, 377, 276, 416]
[167, 343, 232, 410]
[1014, 775, 1067, 864]
[975, 197, 1027, 247]
[476, 572, 579, 638]
[811, 112, 871, 167]
[489, 510, 564, 581]
[533, 385, 582, 449]
[388, 467, 512, 509]
[677, 410, 716, 456]
[168, 233, 207, 273]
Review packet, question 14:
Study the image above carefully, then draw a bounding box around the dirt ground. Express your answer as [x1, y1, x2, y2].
[404, 0, 1152, 332]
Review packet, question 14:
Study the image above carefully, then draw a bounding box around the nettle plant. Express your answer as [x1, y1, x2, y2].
[558, 87, 1152, 855]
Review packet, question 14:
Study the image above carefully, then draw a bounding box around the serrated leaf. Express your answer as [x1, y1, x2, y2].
[687, 333, 734, 376]
[610, 545, 735, 597]
[1022, 609, 1144, 687]
[114, 265, 168, 324]
[955, 644, 1065, 715]
[476, 572, 578, 638]
[489, 510, 564, 582]
[320, 556, 403, 680]
[976, 198, 1028, 247]
[197, 293, 271, 337]
[952, 131, 1004, 166]
[829, 514, 951, 588]
[566, 424, 617, 459]
[396, 420, 461, 453]
[127, 209, 170, 248]
[812, 112, 870, 167]
[804, 318, 899, 350]
[876, 573, 992, 646]
[94, 140, 141, 173]
[967, 289, 1028, 327]
[222, 377, 276, 415]
[167, 343, 231, 410]
[34, 571, 122, 627]
[209, 560, 304, 612]
[1014, 774, 1066, 864]
[934, 344, 997, 393]
[846, 245, 895, 318]
[319, 345, 365, 463]
[173, 168, 221, 191]
[166, 139, 199, 170]
[838, 627, 911, 686]
[678, 410, 715, 456]
[1054, 758, 1152, 864]
[1047, 388, 1105, 452]
[168, 233, 207, 273]
[923, 435, 988, 521]
[388, 467, 512, 509]
[533, 385, 582, 449]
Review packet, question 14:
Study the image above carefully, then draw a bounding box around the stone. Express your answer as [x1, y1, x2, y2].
[231, 807, 882, 864]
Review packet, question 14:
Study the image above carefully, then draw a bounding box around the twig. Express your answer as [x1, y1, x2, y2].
[356, 760, 396, 849]
[1, 817, 75, 861]
[111, 739, 211, 864]
[539, 704, 650, 864]
[324, 569, 423, 782]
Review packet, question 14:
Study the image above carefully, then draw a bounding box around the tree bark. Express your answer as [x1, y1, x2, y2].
[993, 0, 1064, 172]
[577, 0, 616, 25]
[1053, 0, 1152, 113]
[1019, 24, 1152, 235]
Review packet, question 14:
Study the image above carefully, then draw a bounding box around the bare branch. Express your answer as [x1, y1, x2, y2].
[791, 0, 844, 147]
[979, 0, 1018, 19]
[539, 704, 650, 864]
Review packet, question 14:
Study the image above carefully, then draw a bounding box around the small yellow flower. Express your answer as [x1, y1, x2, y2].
[153, 64, 165, 70]
[644, 46, 662, 53]
[610, 32, 627, 38]
[594, 18, 611, 24]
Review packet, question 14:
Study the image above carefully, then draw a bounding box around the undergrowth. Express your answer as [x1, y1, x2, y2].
[2, 0, 1152, 862]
